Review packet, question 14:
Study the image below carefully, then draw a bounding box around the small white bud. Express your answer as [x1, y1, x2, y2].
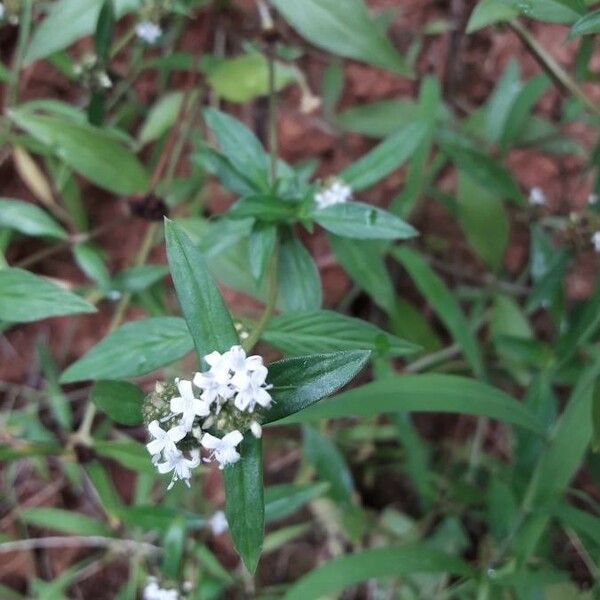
[592, 231, 600, 253]
[136, 21, 162, 45]
[528, 187, 547, 206]
[250, 421, 262, 439]
[208, 510, 229, 535]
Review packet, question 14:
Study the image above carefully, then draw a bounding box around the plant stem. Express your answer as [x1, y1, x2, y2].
[7, 0, 32, 108]
[510, 21, 600, 119]
[74, 223, 159, 444]
[243, 243, 279, 352]
[267, 49, 278, 185]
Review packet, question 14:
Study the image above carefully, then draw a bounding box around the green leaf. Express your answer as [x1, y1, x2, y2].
[303, 426, 354, 506]
[340, 123, 427, 191]
[10, 110, 149, 196]
[111, 265, 169, 293]
[264, 482, 330, 522]
[283, 544, 473, 600]
[457, 173, 508, 270]
[440, 141, 523, 203]
[279, 374, 544, 433]
[139, 92, 184, 145]
[0, 198, 67, 239]
[277, 229, 322, 312]
[94, 441, 156, 473]
[60, 317, 193, 383]
[556, 278, 600, 366]
[466, 0, 519, 33]
[0, 268, 95, 324]
[91, 380, 144, 426]
[21, 508, 112, 537]
[263, 310, 419, 356]
[393, 248, 485, 377]
[271, 0, 412, 76]
[519, 0, 585, 23]
[248, 223, 277, 281]
[312, 201, 418, 240]
[484, 61, 523, 145]
[570, 9, 600, 36]
[94, 0, 115, 63]
[161, 518, 187, 580]
[24, 0, 139, 64]
[223, 433, 264, 574]
[526, 355, 600, 505]
[203, 108, 268, 191]
[263, 350, 371, 424]
[229, 195, 298, 223]
[336, 100, 420, 138]
[73, 242, 110, 288]
[207, 53, 298, 103]
[164, 220, 238, 360]
[329, 235, 396, 315]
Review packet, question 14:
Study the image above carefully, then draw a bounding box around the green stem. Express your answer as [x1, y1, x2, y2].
[242, 243, 279, 352]
[267, 49, 278, 185]
[510, 21, 600, 119]
[74, 223, 159, 444]
[7, 0, 33, 108]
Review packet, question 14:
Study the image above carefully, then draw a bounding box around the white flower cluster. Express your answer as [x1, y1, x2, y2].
[146, 345, 272, 489]
[528, 187, 547, 206]
[136, 21, 162, 44]
[315, 179, 353, 209]
[592, 231, 600, 253]
[143, 577, 179, 600]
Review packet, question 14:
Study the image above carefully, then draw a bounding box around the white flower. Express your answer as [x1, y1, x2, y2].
[193, 369, 234, 406]
[157, 449, 201, 489]
[146, 420, 186, 460]
[250, 420, 262, 439]
[315, 179, 353, 209]
[143, 577, 179, 600]
[234, 370, 272, 412]
[528, 187, 546, 206]
[592, 231, 600, 253]
[136, 21, 162, 44]
[201, 430, 243, 469]
[588, 193, 598, 206]
[170, 379, 210, 430]
[208, 510, 229, 535]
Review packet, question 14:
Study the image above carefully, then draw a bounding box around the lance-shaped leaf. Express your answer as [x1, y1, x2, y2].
[283, 544, 474, 600]
[263, 310, 419, 356]
[340, 122, 427, 191]
[262, 350, 370, 424]
[223, 433, 264, 574]
[0, 268, 95, 324]
[164, 219, 238, 359]
[60, 317, 193, 382]
[278, 374, 544, 433]
[311, 201, 418, 240]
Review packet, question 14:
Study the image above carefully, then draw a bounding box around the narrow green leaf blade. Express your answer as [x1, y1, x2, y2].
[312, 201, 418, 240]
[279, 374, 544, 433]
[223, 434, 264, 574]
[263, 310, 419, 356]
[164, 219, 238, 359]
[392, 247, 485, 377]
[21, 508, 113, 537]
[341, 123, 427, 191]
[263, 350, 370, 424]
[271, 0, 412, 76]
[0, 268, 95, 324]
[0, 198, 67, 239]
[60, 317, 193, 383]
[91, 380, 144, 426]
[283, 544, 473, 600]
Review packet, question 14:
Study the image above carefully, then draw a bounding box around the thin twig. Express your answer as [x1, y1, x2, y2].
[0, 536, 160, 555]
